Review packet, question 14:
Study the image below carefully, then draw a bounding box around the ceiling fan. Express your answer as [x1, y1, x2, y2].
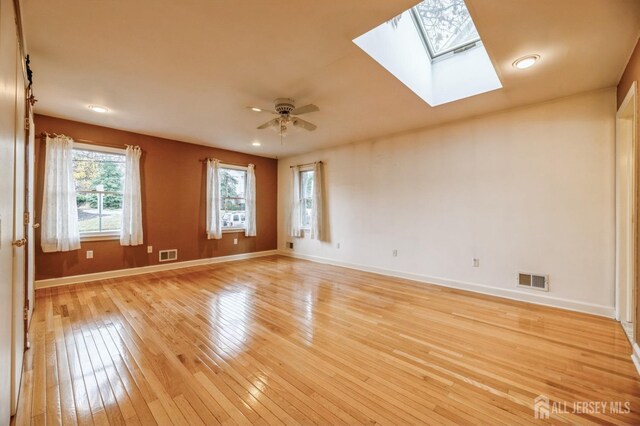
[250, 98, 319, 136]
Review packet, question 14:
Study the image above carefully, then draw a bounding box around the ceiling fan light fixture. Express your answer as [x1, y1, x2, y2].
[255, 98, 319, 135]
[513, 54, 540, 70]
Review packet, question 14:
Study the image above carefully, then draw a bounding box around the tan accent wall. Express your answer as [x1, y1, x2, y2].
[34, 114, 277, 280]
[617, 37, 640, 343]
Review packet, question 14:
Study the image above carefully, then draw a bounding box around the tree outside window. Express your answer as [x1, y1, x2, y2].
[73, 147, 125, 234]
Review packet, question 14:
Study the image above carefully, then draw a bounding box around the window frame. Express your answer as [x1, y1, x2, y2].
[299, 168, 314, 231]
[410, 3, 482, 61]
[73, 143, 126, 241]
[219, 163, 248, 233]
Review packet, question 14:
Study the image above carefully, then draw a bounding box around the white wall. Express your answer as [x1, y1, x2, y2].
[278, 89, 616, 317]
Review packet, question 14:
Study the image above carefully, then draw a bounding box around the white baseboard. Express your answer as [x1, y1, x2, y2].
[632, 343, 640, 376]
[279, 250, 616, 319]
[35, 250, 279, 290]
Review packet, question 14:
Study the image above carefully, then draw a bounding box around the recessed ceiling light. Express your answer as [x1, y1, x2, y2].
[252, 141, 261, 147]
[250, 107, 262, 112]
[88, 105, 109, 113]
[513, 55, 540, 70]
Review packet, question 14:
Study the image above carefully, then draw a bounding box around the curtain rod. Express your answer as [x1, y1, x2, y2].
[290, 161, 322, 169]
[39, 132, 136, 150]
[199, 157, 253, 168]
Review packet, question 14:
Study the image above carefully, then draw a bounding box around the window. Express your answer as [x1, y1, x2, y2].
[300, 170, 314, 229]
[412, 0, 481, 59]
[72, 144, 125, 239]
[220, 167, 247, 230]
[353, 0, 501, 106]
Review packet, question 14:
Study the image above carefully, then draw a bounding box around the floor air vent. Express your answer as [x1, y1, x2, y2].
[518, 272, 549, 291]
[159, 249, 178, 262]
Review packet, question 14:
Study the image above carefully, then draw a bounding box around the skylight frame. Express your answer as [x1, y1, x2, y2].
[410, 1, 482, 60]
[352, 1, 502, 107]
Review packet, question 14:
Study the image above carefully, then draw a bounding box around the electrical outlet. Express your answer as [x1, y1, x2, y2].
[472, 258, 480, 267]
[233, 238, 238, 245]
[392, 249, 398, 257]
[287, 242, 294, 249]
[86, 250, 93, 259]
[336, 242, 340, 249]
[147, 246, 153, 254]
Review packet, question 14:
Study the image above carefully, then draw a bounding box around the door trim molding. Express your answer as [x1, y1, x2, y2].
[615, 81, 638, 327]
[632, 342, 640, 376]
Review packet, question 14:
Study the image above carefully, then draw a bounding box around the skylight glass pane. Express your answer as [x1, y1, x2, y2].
[414, 0, 480, 57]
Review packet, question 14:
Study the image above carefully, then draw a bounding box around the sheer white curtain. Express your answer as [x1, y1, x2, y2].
[41, 135, 80, 253]
[311, 161, 325, 240]
[245, 164, 257, 237]
[289, 165, 302, 237]
[206, 159, 222, 239]
[120, 145, 143, 246]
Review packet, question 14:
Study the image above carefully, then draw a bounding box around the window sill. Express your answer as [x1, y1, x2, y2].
[222, 228, 245, 234]
[80, 233, 120, 242]
[298, 228, 311, 237]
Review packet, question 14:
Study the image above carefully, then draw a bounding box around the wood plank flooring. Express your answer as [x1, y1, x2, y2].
[13, 255, 640, 425]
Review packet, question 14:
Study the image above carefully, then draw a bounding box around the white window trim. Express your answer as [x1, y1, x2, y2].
[80, 231, 120, 242]
[220, 163, 248, 172]
[74, 143, 126, 241]
[222, 228, 245, 233]
[74, 142, 125, 155]
[220, 163, 248, 231]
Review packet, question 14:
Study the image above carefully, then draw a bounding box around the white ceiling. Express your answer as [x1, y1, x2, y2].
[22, 0, 640, 158]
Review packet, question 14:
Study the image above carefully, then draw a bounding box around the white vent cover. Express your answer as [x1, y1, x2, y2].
[518, 272, 549, 291]
[159, 249, 177, 262]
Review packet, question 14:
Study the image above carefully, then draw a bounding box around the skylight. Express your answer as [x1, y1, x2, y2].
[352, 0, 501, 106]
[412, 0, 480, 58]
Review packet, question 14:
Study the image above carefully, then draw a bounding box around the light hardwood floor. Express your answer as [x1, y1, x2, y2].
[13, 255, 640, 425]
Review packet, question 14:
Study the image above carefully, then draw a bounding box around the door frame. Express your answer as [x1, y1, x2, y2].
[22, 90, 34, 351]
[10, 0, 33, 416]
[615, 81, 638, 328]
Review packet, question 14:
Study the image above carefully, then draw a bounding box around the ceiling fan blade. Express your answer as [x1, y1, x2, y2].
[248, 107, 277, 114]
[257, 118, 280, 130]
[291, 104, 319, 115]
[291, 117, 317, 131]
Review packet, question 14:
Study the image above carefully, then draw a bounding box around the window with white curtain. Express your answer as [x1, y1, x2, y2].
[72, 143, 125, 240]
[220, 166, 247, 230]
[207, 161, 256, 238]
[290, 161, 325, 240]
[300, 170, 314, 229]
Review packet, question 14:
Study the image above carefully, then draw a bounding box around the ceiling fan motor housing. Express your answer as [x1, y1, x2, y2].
[274, 98, 295, 115]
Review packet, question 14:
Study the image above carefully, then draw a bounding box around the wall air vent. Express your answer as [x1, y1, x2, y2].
[159, 249, 178, 262]
[518, 272, 549, 291]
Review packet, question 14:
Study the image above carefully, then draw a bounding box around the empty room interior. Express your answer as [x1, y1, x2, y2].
[3, 0, 640, 424]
